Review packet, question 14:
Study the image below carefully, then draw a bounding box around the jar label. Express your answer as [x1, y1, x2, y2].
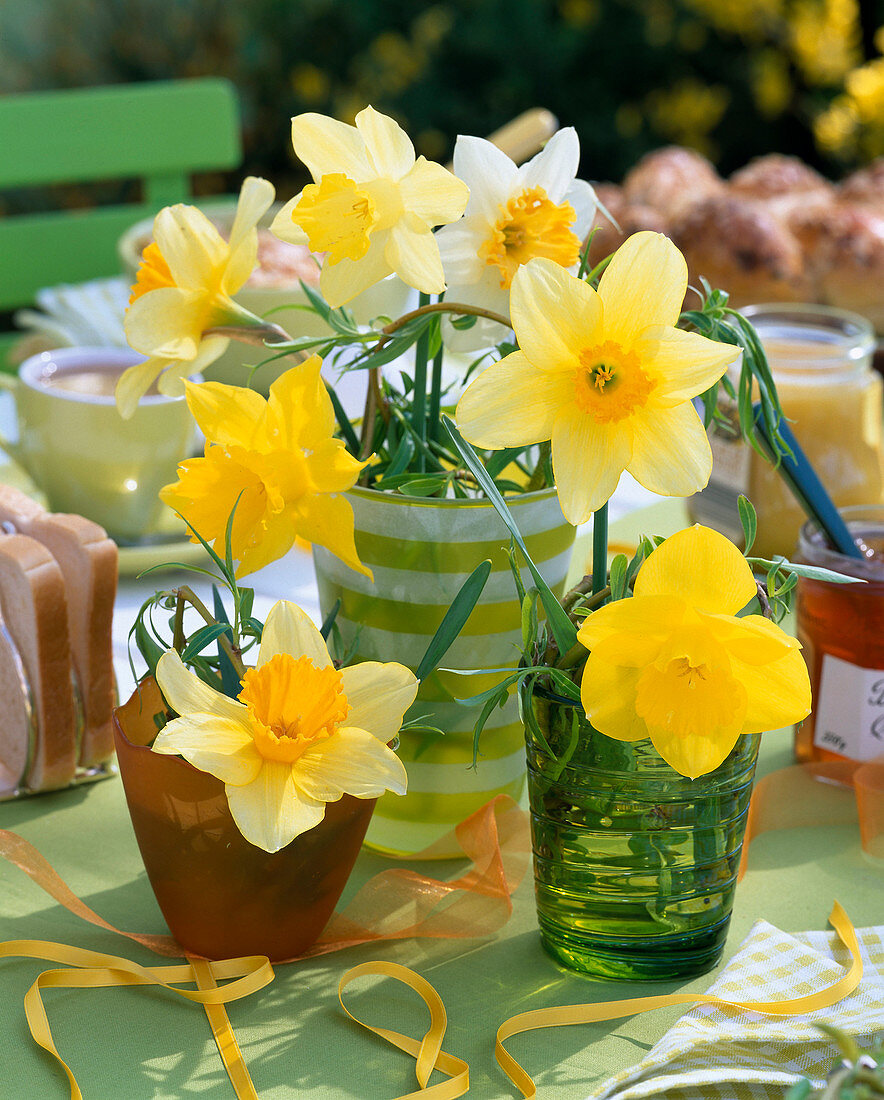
[813, 653, 884, 760]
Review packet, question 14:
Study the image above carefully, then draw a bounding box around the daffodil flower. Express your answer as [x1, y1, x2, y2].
[435, 128, 597, 349]
[577, 525, 811, 779]
[455, 233, 740, 523]
[119, 176, 276, 418]
[270, 106, 469, 307]
[152, 600, 417, 852]
[160, 356, 370, 578]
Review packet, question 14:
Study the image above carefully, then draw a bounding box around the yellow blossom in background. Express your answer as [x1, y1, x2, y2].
[153, 600, 417, 852]
[790, 0, 861, 86]
[160, 357, 370, 579]
[455, 233, 739, 524]
[643, 78, 730, 158]
[577, 526, 811, 779]
[119, 177, 276, 417]
[271, 106, 469, 307]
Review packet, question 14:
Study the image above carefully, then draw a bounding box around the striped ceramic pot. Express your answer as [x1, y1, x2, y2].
[312, 486, 575, 857]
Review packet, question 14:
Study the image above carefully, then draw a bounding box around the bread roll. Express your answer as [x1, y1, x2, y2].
[837, 159, 884, 216]
[622, 146, 726, 221]
[670, 194, 813, 308]
[730, 154, 835, 223]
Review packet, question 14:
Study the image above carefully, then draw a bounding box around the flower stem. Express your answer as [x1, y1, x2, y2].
[526, 440, 551, 492]
[175, 585, 247, 680]
[592, 502, 608, 596]
[428, 343, 444, 444]
[412, 292, 431, 471]
[376, 301, 510, 347]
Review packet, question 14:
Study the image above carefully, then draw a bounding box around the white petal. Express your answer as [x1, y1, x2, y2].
[435, 217, 488, 285]
[564, 178, 599, 240]
[340, 661, 419, 740]
[151, 714, 262, 786]
[294, 727, 408, 800]
[156, 649, 249, 724]
[226, 762, 326, 852]
[258, 600, 331, 668]
[453, 135, 519, 223]
[518, 127, 580, 202]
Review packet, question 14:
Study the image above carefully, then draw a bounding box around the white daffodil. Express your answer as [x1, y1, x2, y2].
[435, 127, 597, 350]
[152, 600, 416, 852]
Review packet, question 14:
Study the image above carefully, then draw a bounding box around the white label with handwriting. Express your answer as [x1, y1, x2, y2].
[813, 654, 884, 760]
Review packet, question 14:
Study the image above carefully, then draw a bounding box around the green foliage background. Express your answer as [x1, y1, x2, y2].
[2, 0, 883, 192]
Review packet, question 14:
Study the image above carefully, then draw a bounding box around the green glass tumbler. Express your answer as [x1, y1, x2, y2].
[523, 681, 759, 981]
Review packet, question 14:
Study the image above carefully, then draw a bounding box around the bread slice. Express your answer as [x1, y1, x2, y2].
[0, 486, 118, 769]
[0, 618, 33, 795]
[0, 534, 77, 790]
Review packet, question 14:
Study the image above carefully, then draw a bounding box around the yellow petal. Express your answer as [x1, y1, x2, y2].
[648, 723, 744, 780]
[115, 357, 167, 419]
[576, 594, 686, 660]
[234, 513, 299, 579]
[155, 335, 229, 397]
[385, 216, 446, 294]
[628, 401, 712, 498]
[225, 176, 276, 293]
[597, 232, 687, 350]
[700, 611, 799, 665]
[305, 440, 366, 494]
[340, 661, 419, 741]
[636, 326, 738, 406]
[551, 406, 633, 524]
[183, 378, 268, 447]
[634, 525, 758, 615]
[266, 356, 333, 447]
[733, 646, 812, 734]
[294, 493, 372, 579]
[399, 156, 470, 225]
[293, 726, 408, 800]
[151, 714, 262, 786]
[258, 600, 332, 669]
[226, 761, 326, 852]
[510, 258, 602, 374]
[356, 105, 415, 179]
[154, 204, 227, 291]
[319, 242, 393, 308]
[579, 656, 648, 741]
[156, 648, 251, 726]
[125, 287, 206, 360]
[455, 350, 574, 448]
[290, 113, 372, 180]
[269, 194, 311, 246]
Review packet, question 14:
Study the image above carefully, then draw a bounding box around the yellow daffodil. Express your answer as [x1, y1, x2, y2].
[160, 356, 370, 578]
[435, 128, 597, 350]
[152, 600, 416, 852]
[454, 233, 740, 524]
[577, 525, 811, 779]
[271, 106, 469, 307]
[119, 176, 276, 418]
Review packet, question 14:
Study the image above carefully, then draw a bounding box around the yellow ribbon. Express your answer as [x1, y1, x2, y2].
[338, 961, 470, 1099]
[494, 901, 863, 1099]
[0, 938, 273, 1100]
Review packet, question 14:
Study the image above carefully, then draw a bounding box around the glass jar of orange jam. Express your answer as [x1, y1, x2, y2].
[795, 506, 884, 764]
[689, 304, 881, 561]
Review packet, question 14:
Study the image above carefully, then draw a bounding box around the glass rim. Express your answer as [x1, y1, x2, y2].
[740, 302, 876, 357]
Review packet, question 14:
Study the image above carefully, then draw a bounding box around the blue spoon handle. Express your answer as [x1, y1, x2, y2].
[751, 403, 863, 559]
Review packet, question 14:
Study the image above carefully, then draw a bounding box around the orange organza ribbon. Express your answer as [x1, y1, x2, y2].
[739, 757, 884, 877]
[0, 794, 527, 1099]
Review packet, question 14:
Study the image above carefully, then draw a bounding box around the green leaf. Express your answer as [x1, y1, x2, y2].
[325, 381, 361, 455]
[212, 585, 241, 698]
[181, 623, 234, 662]
[609, 553, 628, 601]
[415, 559, 493, 681]
[396, 475, 450, 497]
[737, 494, 757, 554]
[450, 313, 478, 330]
[748, 556, 866, 583]
[320, 598, 341, 641]
[133, 616, 165, 678]
[444, 417, 577, 655]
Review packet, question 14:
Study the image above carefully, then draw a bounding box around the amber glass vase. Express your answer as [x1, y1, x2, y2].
[113, 681, 375, 961]
[522, 679, 759, 981]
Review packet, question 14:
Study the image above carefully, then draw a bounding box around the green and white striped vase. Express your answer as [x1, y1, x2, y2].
[312, 486, 576, 857]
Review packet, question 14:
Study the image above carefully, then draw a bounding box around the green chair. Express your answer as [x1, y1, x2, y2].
[0, 78, 242, 371]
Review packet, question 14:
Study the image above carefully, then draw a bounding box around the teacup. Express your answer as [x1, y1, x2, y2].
[0, 347, 198, 542]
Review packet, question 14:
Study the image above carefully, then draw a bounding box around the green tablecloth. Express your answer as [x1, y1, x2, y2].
[2, 501, 881, 1099]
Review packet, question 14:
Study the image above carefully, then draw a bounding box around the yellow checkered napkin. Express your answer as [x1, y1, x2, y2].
[589, 921, 884, 1099]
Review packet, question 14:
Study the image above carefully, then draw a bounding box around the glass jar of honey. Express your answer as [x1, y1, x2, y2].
[795, 506, 884, 764]
[689, 304, 881, 560]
